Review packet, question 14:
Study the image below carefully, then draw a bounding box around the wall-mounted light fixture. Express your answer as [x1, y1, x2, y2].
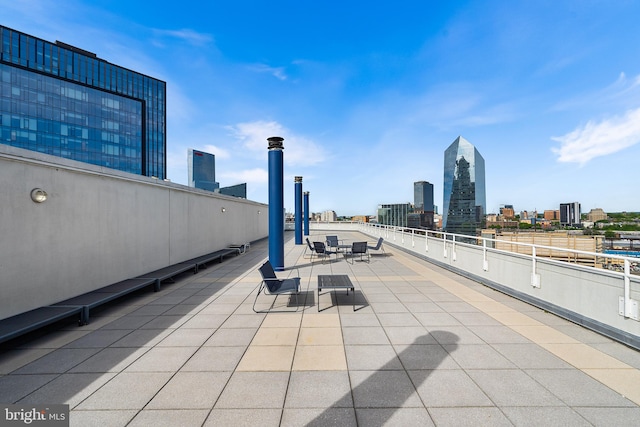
[258, 210, 261, 214]
[221, 207, 226, 213]
[30, 188, 48, 203]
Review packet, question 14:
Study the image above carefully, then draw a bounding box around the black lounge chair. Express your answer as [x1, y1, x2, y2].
[312, 241, 337, 263]
[304, 238, 316, 259]
[345, 241, 370, 264]
[253, 260, 301, 313]
[367, 237, 385, 254]
[326, 235, 342, 250]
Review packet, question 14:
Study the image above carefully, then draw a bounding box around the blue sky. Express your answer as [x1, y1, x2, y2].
[4, 0, 640, 216]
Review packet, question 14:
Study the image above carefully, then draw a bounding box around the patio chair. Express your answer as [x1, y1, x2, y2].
[303, 238, 316, 259]
[325, 235, 342, 248]
[345, 241, 370, 264]
[312, 241, 337, 264]
[253, 260, 301, 313]
[367, 237, 385, 254]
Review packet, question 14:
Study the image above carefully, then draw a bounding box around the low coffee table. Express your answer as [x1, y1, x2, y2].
[317, 275, 355, 312]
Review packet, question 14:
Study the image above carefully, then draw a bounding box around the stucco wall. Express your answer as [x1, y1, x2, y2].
[0, 145, 268, 320]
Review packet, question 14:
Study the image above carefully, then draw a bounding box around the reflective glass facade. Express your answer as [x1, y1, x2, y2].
[0, 26, 166, 178]
[414, 181, 434, 212]
[443, 136, 486, 236]
[219, 183, 247, 198]
[377, 203, 413, 227]
[188, 148, 219, 191]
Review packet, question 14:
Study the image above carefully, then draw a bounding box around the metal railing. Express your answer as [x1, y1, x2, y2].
[308, 221, 640, 349]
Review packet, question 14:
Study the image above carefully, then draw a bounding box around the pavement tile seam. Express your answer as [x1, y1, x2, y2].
[3, 234, 639, 421]
[387, 241, 640, 410]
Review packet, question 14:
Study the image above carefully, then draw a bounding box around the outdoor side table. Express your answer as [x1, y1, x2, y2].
[317, 274, 355, 312]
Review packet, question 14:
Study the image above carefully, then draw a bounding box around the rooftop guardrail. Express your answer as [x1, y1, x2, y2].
[308, 221, 640, 350]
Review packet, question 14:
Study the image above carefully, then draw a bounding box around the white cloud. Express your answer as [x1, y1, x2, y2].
[248, 64, 287, 81]
[551, 72, 640, 113]
[202, 145, 231, 159]
[551, 108, 640, 164]
[228, 120, 327, 166]
[152, 28, 214, 47]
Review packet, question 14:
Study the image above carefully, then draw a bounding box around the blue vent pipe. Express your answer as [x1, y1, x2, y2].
[267, 137, 285, 271]
[294, 177, 303, 245]
[303, 191, 310, 236]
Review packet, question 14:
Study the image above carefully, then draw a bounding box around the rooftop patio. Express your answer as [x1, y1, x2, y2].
[1, 230, 639, 426]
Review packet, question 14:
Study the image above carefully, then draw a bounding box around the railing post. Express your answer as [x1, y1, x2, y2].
[531, 246, 540, 288]
[619, 259, 639, 320]
[425, 232, 429, 252]
[452, 235, 457, 261]
[483, 239, 488, 271]
[625, 259, 631, 316]
[443, 233, 448, 259]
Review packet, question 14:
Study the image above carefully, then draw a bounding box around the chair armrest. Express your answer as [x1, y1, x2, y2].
[287, 266, 301, 280]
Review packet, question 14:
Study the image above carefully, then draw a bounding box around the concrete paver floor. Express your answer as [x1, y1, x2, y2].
[1, 231, 639, 426]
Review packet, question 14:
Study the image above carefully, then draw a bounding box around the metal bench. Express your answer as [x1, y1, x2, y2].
[0, 247, 243, 342]
[188, 248, 239, 273]
[0, 306, 84, 344]
[51, 278, 158, 325]
[136, 262, 198, 288]
[228, 243, 250, 254]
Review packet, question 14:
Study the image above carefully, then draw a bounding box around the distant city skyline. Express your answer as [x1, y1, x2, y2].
[3, 1, 640, 215]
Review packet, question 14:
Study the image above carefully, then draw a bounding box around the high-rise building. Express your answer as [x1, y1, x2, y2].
[412, 181, 435, 230]
[414, 181, 434, 212]
[560, 202, 581, 227]
[188, 149, 219, 192]
[377, 203, 413, 227]
[443, 136, 486, 236]
[0, 26, 167, 178]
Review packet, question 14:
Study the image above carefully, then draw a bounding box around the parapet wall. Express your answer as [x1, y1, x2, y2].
[0, 145, 268, 320]
[354, 223, 640, 350]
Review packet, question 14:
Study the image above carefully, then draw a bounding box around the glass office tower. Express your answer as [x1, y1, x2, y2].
[0, 26, 166, 178]
[188, 149, 219, 192]
[442, 136, 486, 236]
[414, 181, 434, 212]
[377, 203, 413, 227]
[413, 181, 435, 230]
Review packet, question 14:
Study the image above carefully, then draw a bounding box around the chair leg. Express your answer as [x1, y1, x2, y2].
[252, 283, 266, 313]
